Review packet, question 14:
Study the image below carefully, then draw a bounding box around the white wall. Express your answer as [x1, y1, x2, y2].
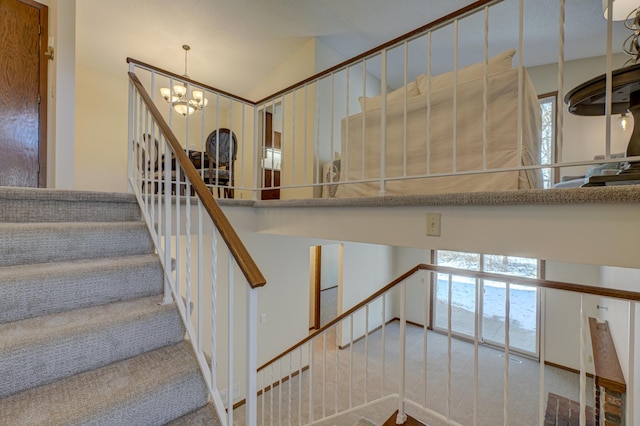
[544, 261, 600, 373]
[393, 247, 430, 326]
[255, 203, 640, 270]
[320, 244, 339, 290]
[339, 242, 394, 346]
[245, 38, 317, 102]
[52, 0, 76, 189]
[527, 54, 630, 178]
[75, 63, 128, 192]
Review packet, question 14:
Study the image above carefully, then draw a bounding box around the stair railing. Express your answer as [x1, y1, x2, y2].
[252, 263, 639, 426]
[127, 67, 266, 426]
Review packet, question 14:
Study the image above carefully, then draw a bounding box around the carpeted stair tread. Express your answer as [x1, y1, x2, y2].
[0, 295, 185, 398]
[0, 341, 209, 425]
[0, 254, 163, 323]
[166, 403, 221, 425]
[353, 418, 379, 426]
[0, 186, 140, 223]
[0, 221, 154, 266]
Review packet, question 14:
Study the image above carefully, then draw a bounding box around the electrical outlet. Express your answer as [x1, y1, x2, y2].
[426, 213, 441, 236]
[260, 313, 267, 323]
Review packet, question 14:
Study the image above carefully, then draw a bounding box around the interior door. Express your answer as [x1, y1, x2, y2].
[261, 111, 281, 200]
[0, 0, 48, 187]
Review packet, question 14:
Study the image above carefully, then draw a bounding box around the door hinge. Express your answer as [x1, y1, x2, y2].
[37, 94, 41, 104]
[38, 25, 41, 35]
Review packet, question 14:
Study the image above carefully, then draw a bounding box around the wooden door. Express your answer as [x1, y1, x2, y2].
[261, 111, 281, 200]
[0, 0, 48, 187]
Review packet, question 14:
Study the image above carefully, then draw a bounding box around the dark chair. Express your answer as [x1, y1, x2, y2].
[205, 128, 238, 198]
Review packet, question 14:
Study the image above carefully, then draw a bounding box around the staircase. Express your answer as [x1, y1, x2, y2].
[0, 187, 219, 425]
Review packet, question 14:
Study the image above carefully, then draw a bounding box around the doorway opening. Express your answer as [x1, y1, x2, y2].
[309, 244, 342, 331]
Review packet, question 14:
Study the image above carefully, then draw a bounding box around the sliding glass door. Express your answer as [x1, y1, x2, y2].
[433, 251, 539, 357]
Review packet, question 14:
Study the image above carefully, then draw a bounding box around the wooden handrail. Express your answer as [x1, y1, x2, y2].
[128, 71, 266, 289]
[126, 58, 256, 106]
[254, 0, 497, 104]
[258, 262, 640, 372]
[417, 264, 640, 301]
[258, 265, 421, 372]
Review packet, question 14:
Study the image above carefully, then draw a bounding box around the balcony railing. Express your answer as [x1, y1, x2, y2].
[128, 0, 640, 202]
[241, 263, 638, 426]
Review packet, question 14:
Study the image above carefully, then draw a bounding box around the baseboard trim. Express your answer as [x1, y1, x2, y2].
[229, 365, 310, 410]
[321, 285, 338, 292]
[338, 318, 399, 350]
[544, 360, 594, 379]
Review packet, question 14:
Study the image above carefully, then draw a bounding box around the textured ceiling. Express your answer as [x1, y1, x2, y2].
[76, 0, 632, 100]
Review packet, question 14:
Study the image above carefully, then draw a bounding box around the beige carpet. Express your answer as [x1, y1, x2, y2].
[235, 321, 594, 426]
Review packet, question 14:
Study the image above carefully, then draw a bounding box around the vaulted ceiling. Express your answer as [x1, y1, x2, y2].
[77, 0, 631, 100]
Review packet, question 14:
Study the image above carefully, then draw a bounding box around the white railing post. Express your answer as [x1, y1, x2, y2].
[246, 285, 258, 426]
[396, 281, 407, 424]
[163, 138, 172, 305]
[627, 302, 636, 426]
[579, 294, 586, 426]
[379, 49, 388, 196]
[227, 256, 235, 426]
[127, 80, 134, 193]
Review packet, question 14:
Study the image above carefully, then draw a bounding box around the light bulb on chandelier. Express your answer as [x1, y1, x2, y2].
[160, 45, 208, 116]
[618, 112, 630, 131]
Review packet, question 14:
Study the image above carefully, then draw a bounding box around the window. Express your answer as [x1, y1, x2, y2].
[433, 250, 540, 357]
[539, 93, 557, 188]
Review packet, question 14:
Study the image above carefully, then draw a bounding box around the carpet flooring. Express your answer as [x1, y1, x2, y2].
[235, 321, 595, 426]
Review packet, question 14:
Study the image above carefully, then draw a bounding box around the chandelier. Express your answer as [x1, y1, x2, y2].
[160, 45, 208, 116]
[602, 0, 640, 64]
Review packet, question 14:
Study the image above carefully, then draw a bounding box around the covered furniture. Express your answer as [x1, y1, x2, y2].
[335, 49, 543, 198]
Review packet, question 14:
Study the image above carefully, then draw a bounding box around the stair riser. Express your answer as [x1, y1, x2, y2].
[0, 342, 210, 425]
[0, 223, 154, 266]
[0, 308, 185, 398]
[0, 256, 164, 323]
[79, 370, 209, 426]
[0, 199, 141, 223]
[0, 187, 141, 223]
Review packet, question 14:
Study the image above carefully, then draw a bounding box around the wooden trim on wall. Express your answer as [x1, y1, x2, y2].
[230, 365, 310, 411]
[544, 360, 594, 379]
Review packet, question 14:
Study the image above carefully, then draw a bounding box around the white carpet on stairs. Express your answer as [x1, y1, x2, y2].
[352, 418, 379, 426]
